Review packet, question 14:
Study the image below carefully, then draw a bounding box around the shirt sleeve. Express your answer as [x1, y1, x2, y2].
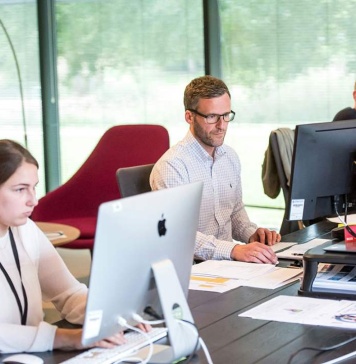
[0, 222, 87, 354]
[36, 228, 88, 325]
[195, 232, 237, 260]
[0, 321, 57, 353]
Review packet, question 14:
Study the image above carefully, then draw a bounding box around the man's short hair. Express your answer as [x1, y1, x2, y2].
[354, 81, 356, 91]
[184, 75, 231, 110]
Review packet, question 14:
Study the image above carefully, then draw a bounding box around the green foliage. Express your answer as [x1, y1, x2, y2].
[56, 0, 204, 82]
[54, 0, 356, 89]
[220, 0, 356, 86]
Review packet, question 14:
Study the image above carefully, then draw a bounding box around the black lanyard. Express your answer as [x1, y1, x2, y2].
[0, 228, 28, 325]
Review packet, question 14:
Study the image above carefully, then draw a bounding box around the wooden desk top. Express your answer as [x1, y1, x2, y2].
[36, 222, 80, 247]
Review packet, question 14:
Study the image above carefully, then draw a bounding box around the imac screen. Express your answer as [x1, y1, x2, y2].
[82, 182, 203, 348]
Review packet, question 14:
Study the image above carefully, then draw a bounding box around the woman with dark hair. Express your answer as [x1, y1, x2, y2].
[0, 139, 130, 353]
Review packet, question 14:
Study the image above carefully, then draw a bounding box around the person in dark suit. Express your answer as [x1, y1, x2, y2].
[333, 81, 356, 121]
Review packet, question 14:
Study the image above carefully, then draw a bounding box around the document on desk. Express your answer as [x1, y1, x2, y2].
[189, 275, 242, 293]
[240, 295, 356, 329]
[191, 260, 276, 279]
[275, 238, 331, 260]
[189, 260, 302, 292]
[312, 263, 356, 294]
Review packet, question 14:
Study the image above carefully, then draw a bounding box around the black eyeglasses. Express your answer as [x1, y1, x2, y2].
[187, 109, 236, 124]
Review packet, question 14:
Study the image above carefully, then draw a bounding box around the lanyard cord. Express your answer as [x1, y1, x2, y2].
[0, 228, 28, 325]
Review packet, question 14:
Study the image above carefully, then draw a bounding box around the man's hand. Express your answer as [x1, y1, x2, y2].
[231, 242, 278, 264]
[248, 227, 281, 246]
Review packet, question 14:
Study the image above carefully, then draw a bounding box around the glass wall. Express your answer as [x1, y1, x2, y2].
[1, 0, 356, 229]
[219, 0, 356, 227]
[0, 0, 44, 195]
[55, 0, 204, 181]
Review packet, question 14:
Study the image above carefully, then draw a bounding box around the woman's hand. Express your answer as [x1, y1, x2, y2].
[54, 323, 152, 351]
[54, 328, 126, 351]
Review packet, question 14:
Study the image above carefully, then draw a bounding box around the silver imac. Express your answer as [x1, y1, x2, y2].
[82, 182, 203, 363]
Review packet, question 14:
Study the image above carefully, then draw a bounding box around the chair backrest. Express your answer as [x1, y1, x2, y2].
[31, 124, 170, 221]
[116, 164, 154, 198]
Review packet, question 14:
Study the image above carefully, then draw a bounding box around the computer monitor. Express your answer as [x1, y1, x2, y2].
[81, 182, 203, 362]
[286, 120, 356, 222]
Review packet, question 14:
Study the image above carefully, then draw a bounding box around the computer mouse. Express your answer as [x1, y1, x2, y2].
[2, 354, 44, 364]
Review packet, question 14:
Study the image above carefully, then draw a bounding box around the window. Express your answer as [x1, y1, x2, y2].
[0, 1, 44, 195]
[55, 0, 204, 181]
[219, 0, 356, 227]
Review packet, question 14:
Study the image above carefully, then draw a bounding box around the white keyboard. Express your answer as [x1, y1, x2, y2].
[61, 327, 168, 364]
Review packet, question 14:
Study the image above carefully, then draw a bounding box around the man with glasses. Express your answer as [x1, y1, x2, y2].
[150, 75, 280, 263]
[332, 81, 356, 121]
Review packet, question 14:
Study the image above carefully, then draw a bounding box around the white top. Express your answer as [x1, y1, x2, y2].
[0, 219, 87, 353]
[150, 131, 257, 260]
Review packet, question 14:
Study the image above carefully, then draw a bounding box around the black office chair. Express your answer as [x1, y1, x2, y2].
[116, 163, 154, 198]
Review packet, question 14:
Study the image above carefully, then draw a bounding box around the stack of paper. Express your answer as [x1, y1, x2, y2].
[240, 295, 356, 330]
[274, 238, 331, 260]
[189, 260, 302, 293]
[313, 264, 356, 294]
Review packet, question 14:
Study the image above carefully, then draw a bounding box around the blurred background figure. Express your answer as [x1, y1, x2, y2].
[333, 81, 356, 121]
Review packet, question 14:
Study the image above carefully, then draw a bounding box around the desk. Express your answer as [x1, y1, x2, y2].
[7, 220, 356, 364]
[36, 222, 80, 247]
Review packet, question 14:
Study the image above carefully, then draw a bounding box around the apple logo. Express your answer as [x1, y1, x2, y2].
[158, 214, 167, 236]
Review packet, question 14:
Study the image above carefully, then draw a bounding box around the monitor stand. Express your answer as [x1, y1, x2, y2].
[144, 259, 199, 364]
[300, 243, 356, 300]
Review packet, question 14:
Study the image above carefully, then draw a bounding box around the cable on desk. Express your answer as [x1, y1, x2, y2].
[116, 317, 154, 364]
[321, 349, 356, 363]
[132, 312, 165, 326]
[287, 335, 356, 364]
[177, 319, 213, 364]
[334, 195, 356, 239]
[131, 312, 213, 363]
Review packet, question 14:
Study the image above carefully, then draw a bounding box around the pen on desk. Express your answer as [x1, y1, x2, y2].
[292, 253, 304, 256]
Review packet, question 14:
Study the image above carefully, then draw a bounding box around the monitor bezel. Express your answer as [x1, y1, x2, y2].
[286, 119, 356, 222]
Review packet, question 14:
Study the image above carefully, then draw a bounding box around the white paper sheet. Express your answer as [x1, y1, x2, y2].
[276, 238, 331, 260]
[190, 260, 302, 292]
[191, 260, 277, 280]
[240, 295, 356, 329]
[189, 275, 242, 293]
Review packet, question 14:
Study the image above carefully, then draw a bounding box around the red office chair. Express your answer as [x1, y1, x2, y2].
[31, 124, 170, 252]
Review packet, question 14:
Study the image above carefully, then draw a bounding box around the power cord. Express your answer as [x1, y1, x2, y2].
[133, 313, 213, 363]
[116, 317, 154, 364]
[287, 335, 356, 364]
[132, 313, 165, 326]
[144, 306, 163, 320]
[322, 349, 356, 363]
[177, 319, 213, 364]
[334, 195, 356, 238]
